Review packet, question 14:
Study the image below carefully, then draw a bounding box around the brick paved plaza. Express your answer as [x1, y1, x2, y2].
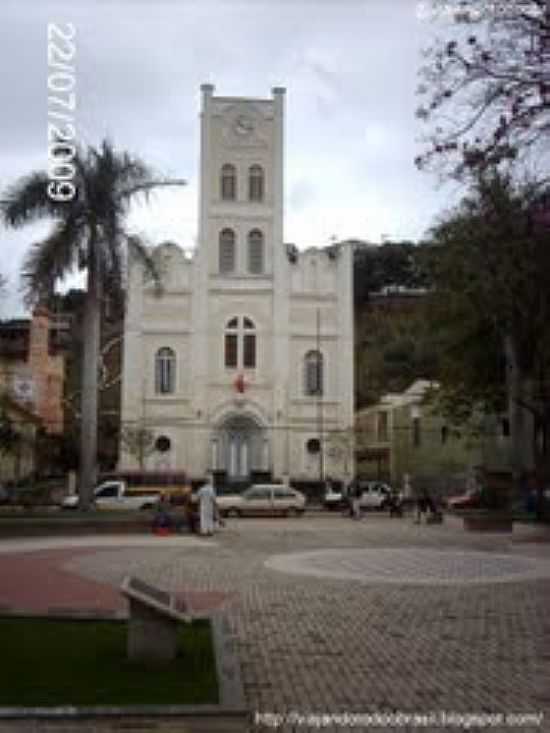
[0, 514, 549, 732]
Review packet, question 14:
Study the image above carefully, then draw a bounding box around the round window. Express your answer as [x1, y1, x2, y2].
[306, 438, 320, 454]
[155, 435, 171, 453]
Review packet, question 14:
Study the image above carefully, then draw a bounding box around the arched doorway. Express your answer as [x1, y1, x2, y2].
[212, 414, 268, 481]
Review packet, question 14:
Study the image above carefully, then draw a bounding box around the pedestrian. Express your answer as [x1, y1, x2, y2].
[170, 484, 190, 533]
[197, 475, 218, 536]
[152, 492, 174, 534]
[352, 482, 362, 520]
[388, 487, 403, 517]
[181, 482, 198, 533]
[415, 486, 436, 523]
[346, 479, 355, 517]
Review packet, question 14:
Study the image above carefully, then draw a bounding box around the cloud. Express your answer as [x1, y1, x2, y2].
[1, 0, 452, 315]
[288, 179, 317, 212]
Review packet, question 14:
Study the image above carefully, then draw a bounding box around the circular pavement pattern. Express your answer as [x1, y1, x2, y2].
[265, 547, 550, 585]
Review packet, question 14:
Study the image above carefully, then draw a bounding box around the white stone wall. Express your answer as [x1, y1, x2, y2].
[119, 85, 354, 483]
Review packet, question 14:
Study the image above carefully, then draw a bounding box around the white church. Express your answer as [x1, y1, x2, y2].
[119, 84, 354, 486]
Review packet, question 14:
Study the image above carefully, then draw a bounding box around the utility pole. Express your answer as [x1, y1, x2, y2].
[316, 307, 324, 484]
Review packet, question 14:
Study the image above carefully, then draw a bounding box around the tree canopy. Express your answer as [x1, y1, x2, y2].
[421, 170, 550, 477]
[353, 240, 429, 304]
[0, 140, 185, 507]
[416, 0, 550, 178]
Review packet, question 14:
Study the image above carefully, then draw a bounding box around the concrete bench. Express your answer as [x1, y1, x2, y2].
[120, 575, 190, 663]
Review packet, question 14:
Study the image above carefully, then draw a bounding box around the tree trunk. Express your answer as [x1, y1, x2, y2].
[505, 334, 533, 504]
[533, 408, 550, 521]
[78, 250, 101, 510]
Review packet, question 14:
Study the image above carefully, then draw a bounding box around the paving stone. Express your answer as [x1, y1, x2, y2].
[0, 516, 549, 731]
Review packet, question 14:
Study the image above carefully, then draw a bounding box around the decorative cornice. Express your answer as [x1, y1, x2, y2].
[141, 328, 192, 336]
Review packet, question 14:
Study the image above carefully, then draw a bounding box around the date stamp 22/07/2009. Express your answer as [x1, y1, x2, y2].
[47, 22, 77, 202]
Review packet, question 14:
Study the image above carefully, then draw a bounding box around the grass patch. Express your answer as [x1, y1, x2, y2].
[0, 618, 218, 706]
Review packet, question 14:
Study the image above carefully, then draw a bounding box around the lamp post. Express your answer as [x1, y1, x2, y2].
[316, 307, 324, 485]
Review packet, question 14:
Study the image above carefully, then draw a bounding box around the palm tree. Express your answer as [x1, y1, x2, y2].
[0, 140, 186, 509]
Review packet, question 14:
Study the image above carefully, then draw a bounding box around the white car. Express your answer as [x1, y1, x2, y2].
[61, 480, 160, 511]
[217, 484, 306, 517]
[323, 484, 345, 510]
[349, 481, 394, 510]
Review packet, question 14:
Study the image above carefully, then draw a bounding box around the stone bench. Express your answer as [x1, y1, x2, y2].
[120, 575, 190, 663]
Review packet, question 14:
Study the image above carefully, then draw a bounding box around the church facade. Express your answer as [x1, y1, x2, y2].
[119, 84, 354, 485]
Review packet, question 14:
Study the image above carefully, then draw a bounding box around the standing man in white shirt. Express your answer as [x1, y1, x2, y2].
[197, 474, 217, 536]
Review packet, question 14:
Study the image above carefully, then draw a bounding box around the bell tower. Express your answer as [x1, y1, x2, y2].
[197, 84, 285, 279]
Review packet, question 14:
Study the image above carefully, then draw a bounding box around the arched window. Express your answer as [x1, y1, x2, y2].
[247, 229, 264, 274]
[224, 317, 238, 368]
[304, 350, 323, 395]
[248, 164, 264, 202]
[221, 164, 236, 200]
[155, 347, 176, 394]
[219, 228, 235, 273]
[243, 317, 256, 368]
[224, 316, 256, 369]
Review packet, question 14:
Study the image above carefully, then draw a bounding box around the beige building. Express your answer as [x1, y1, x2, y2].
[119, 85, 354, 485]
[355, 380, 512, 494]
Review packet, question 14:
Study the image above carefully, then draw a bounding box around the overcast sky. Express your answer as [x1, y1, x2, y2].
[0, 0, 460, 317]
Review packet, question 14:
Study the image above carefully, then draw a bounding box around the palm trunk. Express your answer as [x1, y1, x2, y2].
[78, 250, 101, 510]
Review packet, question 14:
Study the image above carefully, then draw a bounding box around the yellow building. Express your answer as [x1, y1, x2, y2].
[355, 380, 511, 496]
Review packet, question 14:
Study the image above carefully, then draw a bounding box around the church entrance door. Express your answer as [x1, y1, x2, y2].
[214, 415, 266, 481]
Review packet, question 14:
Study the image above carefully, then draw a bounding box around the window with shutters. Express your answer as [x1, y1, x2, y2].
[155, 347, 176, 394]
[243, 334, 256, 368]
[221, 164, 236, 200]
[224, 316, 256, 369]
[304, 350, 323, 396]
[248, 164, 264, 202]
[219, 228, 235, 273]
[224, 333, 238, 368]
[247, 229, 264, 274]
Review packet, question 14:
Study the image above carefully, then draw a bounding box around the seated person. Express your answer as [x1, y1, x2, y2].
[152, 492, 174, 533]
[388, 489, 403, 517]
[415, 488, 432, 523]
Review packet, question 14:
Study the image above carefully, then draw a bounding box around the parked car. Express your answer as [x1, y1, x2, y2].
[323, 483, 345, 510]
[348, 480, 394, 510]
[61, 480, 161, 511]
[217, 484, 306, 517]
[446, 489, 483, 510]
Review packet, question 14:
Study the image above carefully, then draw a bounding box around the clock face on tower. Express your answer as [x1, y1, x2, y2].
[233, 113, 255, 136]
